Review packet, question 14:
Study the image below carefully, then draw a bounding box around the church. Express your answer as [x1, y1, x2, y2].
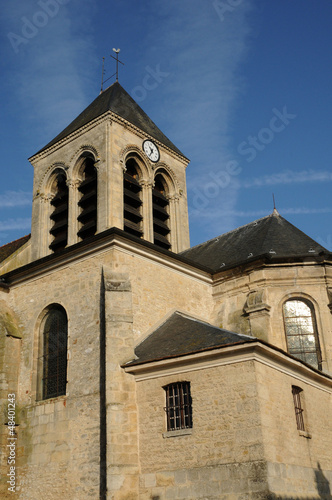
[0, 81, 331, 499]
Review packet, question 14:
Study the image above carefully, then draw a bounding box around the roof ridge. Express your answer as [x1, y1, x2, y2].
[169, 311, 254, 338]
[184, 212, 276, 252]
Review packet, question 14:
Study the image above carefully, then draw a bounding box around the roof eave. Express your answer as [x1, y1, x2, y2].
[123, 338, 332, 386]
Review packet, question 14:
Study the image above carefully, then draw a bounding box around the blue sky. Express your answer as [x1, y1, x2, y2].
[0, 0, 331, 249]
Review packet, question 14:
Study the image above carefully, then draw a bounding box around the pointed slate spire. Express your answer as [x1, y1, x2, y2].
[35, 82, 185, 158]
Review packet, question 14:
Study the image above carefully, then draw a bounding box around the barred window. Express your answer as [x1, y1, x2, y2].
[164, 382, 192, 431]
[283, 299, 322, 370]
[42, 306, 68, 400]
[292, 385, 305, 431]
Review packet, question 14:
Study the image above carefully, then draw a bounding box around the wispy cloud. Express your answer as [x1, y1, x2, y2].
[2, 1, 97, 146]
[242, 170, 332, 188]
[0, 218, 31, 231]
[0, 191, 31, 208]
[140, 0, 253, 238]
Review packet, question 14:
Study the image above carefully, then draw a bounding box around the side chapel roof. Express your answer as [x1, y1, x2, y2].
[0, 234, 31, 264]
[35, 82, 185, 158]
[126, 311, 255, 366]
[180, 210, 330, 272]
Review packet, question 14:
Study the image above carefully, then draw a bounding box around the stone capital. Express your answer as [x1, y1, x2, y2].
[66, 178, 81, 189]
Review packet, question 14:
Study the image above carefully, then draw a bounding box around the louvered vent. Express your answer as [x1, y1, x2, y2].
[49, 171, 68, 252]
[153, 175, 170, 250]
[77, 158, 97, 240]
[123, 159, 143, 238]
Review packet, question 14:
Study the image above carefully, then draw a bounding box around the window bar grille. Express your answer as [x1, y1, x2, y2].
[164, 382, 192, 431]
[292, 386, 305, 431]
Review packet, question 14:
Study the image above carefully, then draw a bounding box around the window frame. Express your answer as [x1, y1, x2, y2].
[283, 298, 322, 370]
[38, 305, 68, 401]
[163, 381, 193, 432]
[292, 385, 305, 431]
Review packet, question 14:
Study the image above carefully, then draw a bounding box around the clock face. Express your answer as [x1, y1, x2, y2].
[143, 140, 160, 163]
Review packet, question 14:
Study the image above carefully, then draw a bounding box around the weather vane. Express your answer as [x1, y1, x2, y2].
[100, 48, 125, 93]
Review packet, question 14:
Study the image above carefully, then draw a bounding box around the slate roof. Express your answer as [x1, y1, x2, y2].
[35, 82, 185, 157]
[180, 210, 330, 272]
[0, 234, 31, 264]
[126, 311, 255, 366]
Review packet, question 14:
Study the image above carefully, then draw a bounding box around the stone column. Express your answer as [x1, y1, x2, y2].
[140, 180, 153, 243]
[37, 193, 53, 259]
[103, 268, 139, 499]
[67, 179, 81, 246]
[168, 194, 180, 253]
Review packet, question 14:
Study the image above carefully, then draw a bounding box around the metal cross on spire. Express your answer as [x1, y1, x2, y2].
[100, 48, 125, 93]
[111, 48, 124, 82]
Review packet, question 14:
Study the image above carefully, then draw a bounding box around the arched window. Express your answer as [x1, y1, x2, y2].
[49, 170, 68, 252]
[283, 299, 322, 370]
[77, 157, 98, 240]
[153, 174, 170, 250]
[123, 158, 143, 238]
[41, 305, 68, 400]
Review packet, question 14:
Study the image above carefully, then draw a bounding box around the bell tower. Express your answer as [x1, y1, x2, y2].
[29, 82, 190, 261]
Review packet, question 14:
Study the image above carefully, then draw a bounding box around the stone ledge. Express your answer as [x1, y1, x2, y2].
[162, 428, 193, 439]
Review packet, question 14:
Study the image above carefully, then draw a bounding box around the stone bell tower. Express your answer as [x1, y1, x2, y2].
[28, 82, 190, 261]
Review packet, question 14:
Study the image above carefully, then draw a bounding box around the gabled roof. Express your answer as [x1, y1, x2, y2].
[0, 234, 31, 264]
[126, 311, 255, 366]
[180, 210, 330, 272]
[35, 82, 185, 157]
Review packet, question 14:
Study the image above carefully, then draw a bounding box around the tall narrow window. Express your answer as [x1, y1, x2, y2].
[49, 171, 68, 252]
[78, 157, 98, 240]
[283, 299, 322, 370]
[123, 159, 143, 238]
[42, 306, 68, 400]
[164, 382, 192, 431]
[292, 386, 305, 431]
[153, 175, 170, 250]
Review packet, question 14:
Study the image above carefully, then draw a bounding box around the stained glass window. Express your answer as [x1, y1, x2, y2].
[283, 300, 321, 370]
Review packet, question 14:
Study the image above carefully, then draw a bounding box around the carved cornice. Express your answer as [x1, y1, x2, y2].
[29, 110, 189, 165]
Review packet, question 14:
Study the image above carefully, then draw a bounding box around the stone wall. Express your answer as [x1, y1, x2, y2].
[0, 241, 211, 499]
[135, 360, 268, 499]
[212, 263, 332, 374]
[132, 347, 332, 499]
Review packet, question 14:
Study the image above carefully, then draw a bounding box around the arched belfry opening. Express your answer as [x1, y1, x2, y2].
[153, 174, 171, 250]
[49, 170, 69, 253]
[123, 158, 143, 238]
[77, 156, 98, 240]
